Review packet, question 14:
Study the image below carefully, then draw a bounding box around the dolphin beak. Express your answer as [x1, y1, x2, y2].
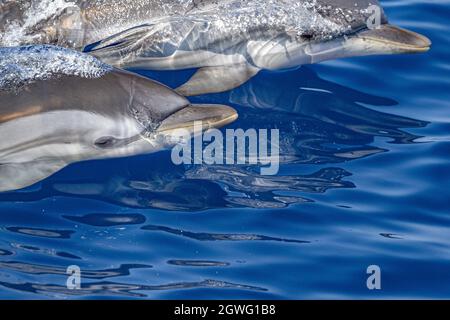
[156, 104, 238, 135]
[354, 24, 431, 54]
[306, 24, 431, 63]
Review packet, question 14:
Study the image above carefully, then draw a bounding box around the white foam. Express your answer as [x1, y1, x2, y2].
[1, 0, 377, 48]
[191, 0, 357, 41]
[0, 45, 113, 90]
[0, 0, 77, 46]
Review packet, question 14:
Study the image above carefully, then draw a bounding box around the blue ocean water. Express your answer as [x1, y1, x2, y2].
[0, 0, 449, 299]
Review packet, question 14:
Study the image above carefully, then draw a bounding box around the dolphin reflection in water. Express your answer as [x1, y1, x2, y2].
[0, 45, 237, 192]
[0, 0, 431, 96]
[0, 67, 428, 209]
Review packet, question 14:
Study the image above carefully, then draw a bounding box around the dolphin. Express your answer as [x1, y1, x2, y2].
[0, 45, 238, 192]
[0, 0, 431, 96]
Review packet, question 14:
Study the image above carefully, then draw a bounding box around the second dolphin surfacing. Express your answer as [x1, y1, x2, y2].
[0, 45, 238, 192]
[0, 1, 431, 96]
[83, 0, 431, 96]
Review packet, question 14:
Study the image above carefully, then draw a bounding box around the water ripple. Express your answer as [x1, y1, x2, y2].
[63, 213, 146, 227]
[0, 279, 267, 298]
[0, 262, 151, 279]
[141, 224, 310, 244]
[5, 227, 74, 239]
[167, 260, 230, 267]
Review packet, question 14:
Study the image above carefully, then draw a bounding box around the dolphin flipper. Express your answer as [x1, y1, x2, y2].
[176, 64, 260, 96]
[0, 160, 67, 192]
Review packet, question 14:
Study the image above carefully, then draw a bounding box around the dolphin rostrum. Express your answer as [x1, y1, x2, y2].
[0, 0, 431, 96]
[0, 45, 238, 192]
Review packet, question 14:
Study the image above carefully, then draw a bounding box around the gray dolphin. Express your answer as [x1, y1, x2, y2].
[0, 0, 431, 95]
[0, 45, 238, 192]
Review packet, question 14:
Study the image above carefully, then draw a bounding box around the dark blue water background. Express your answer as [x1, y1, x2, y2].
[1, 0, 449, 299]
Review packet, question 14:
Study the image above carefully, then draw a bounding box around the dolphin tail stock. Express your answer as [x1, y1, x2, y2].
[0, 160, 67, 193]
[176, 64, 261, 97]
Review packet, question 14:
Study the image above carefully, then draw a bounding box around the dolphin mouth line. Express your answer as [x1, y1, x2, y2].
[157, 111, 238, 133]
[156, 104, 238, 135]
[127, 104, 238, 146]
[356, 24, 432, 53]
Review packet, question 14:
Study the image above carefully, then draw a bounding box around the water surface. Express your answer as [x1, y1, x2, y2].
[1, 0, 450, 299]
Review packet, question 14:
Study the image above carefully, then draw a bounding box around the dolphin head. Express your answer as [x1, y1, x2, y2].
[0, 45, 238, 192]
[81, 70, 238, 160]
[249, 0, 431, 69]
[303, 0, 431, 64]
[92, 102, 238, 160]
[0, 45, 238, 163]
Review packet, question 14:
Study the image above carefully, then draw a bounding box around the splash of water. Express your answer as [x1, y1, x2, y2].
[0, 0, 78, 46]
[0, 45, 112, 91]
[0, 0, 376, 49]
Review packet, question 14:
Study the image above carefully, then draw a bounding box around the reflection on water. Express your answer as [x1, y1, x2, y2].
[185, 166, 353, 193]
[63, 213, 146, 227]
[380, 233, 403, 240]
[5, 227, 74, 239]
[0, 261, 151, 279]
[0, 279, 267, 298]
[205, 66, 427, 154]
[141, 224, 310, 243]
[62, 211, 310, 242]
[0, 67, 427, 211]
[11, 243, 81, 260]
[0, 65, 430, 298]
[0, 249, 13, 256]
[167, 260, 230, 267]
[0, 160, 354, 211]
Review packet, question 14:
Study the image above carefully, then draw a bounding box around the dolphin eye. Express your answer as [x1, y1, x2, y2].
[94, 136, 118, 149]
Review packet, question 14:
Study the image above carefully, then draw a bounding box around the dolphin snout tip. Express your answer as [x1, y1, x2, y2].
[387, 25, 432, 52]
[185, 104, 239, 129]
[360, 24, 431, 53]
